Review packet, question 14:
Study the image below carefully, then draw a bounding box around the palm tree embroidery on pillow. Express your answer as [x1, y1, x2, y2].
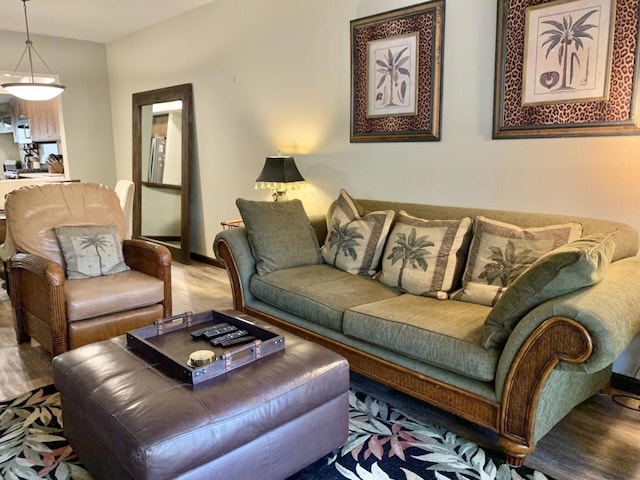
[327, 218, 364, 265]
[386, 228, 434, 289]
[76, 233, 118, 275]
[479, 240, 539, 288]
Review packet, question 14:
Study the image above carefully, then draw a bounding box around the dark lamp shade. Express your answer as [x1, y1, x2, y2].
[255, 156, 305, 184]
[255, 156, 306, 201]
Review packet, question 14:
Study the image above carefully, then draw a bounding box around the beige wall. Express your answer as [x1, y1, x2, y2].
[0, 30, 116, 185]
[107, 0, 640, 252]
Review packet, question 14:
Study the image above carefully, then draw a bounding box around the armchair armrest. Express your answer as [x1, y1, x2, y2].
[122, 239, 172, 317]
[9, 252, 67, 354]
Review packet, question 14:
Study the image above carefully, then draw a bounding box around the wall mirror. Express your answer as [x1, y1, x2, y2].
[132, 84, 192, 263]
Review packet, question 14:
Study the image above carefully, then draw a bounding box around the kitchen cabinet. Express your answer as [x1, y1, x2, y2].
[23, 99, 60, 142]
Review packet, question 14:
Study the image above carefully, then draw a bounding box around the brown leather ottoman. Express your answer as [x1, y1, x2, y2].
[52, 324, 349, 480]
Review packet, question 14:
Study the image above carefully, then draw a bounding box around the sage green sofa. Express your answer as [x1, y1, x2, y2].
[213, 197, 640, 465]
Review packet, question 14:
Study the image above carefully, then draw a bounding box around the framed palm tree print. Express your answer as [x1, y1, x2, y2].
[493, 0, 640, 138]
[522, 0, 614, 105]
[350, 1, 445, 142]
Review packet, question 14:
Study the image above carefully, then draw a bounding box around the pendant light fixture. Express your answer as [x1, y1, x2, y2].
[1, 0, 65, 101]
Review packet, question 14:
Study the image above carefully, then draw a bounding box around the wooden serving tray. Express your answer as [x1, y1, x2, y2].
[126, 310, 285, 385]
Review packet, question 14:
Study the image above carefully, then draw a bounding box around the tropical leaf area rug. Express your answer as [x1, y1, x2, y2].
[0, 386, 554, 480]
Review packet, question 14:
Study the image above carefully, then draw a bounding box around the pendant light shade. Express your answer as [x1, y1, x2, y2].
[1, 0, 65, 101]
[2, 82, 65, 101]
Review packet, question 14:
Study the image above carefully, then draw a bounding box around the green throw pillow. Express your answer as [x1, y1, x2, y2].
[483, 231, 617, 349]
[55, 225, 130, 279]
[236, 198, 322, 275]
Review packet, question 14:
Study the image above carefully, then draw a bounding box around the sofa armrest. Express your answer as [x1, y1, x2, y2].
[214, 228, 257, 310]
[490, 255, 640, 463]
[123, 239, 172, 317]
[496, 255, 640, 393]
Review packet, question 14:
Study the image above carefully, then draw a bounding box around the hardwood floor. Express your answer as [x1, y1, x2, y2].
[0, 261, 638, 479]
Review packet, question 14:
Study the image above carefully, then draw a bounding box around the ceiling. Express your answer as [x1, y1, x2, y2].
[0, 0, 218, 43]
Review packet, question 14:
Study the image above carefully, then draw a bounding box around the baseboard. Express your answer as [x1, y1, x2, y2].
[190, 252, 225, 269]
[611, 372, 640, 395]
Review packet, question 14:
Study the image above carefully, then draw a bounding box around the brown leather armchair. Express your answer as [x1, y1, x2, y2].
[6, 182, 172, 356]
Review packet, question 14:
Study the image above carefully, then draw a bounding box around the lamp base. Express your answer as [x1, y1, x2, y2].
[272, 190, 288, 201]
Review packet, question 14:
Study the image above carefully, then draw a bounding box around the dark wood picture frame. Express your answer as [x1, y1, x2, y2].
[493, 0, 640, 139]
[350, 1, 445, 142]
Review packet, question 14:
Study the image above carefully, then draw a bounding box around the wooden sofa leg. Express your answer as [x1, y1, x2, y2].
[499, 436, 533, 467]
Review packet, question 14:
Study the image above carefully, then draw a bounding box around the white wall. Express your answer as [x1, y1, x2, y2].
[0, 30, 116, 185]
[107, 0, 640, 376]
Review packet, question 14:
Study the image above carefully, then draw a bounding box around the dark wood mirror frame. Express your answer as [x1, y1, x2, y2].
[132, 83, 192, 264]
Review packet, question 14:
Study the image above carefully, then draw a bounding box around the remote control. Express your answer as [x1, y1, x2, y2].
[204, 325, 237, 339]
[220, 335, 257, 347]
[210, 329, 249, 345]
[190, 323, 235, 339]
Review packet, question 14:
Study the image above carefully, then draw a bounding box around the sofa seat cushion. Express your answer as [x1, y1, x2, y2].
[250, 264, 400, 332]
[66, 270, 165, 322]
[343, 295, 498, 381]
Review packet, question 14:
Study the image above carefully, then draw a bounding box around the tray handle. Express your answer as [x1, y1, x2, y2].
[155, 311, 193, 336]
[221, 340, 263, 371]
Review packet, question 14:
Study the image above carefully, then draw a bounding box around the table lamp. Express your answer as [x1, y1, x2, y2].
[254, 155, 306, 201]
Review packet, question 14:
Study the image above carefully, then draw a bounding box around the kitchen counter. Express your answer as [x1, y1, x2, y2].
[0, 175, 75, 209]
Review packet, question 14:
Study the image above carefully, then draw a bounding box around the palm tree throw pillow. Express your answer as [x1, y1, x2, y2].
[377, 211, 472, 299]
[450, 216, 582, 306]
[54, 225, 130, 279]
[321, 189, 394, 276]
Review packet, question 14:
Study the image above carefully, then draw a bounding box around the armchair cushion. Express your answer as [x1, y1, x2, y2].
[5, 182, 125, 267]
[65, 270, 165, 322]
[55, 225, 130, 279]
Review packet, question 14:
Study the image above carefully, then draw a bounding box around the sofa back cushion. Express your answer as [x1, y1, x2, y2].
[236, 198, 322, 275]
[483, 232, 617, 348]
[377, 211, 472, 299]
[450, 216, 583, 306]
